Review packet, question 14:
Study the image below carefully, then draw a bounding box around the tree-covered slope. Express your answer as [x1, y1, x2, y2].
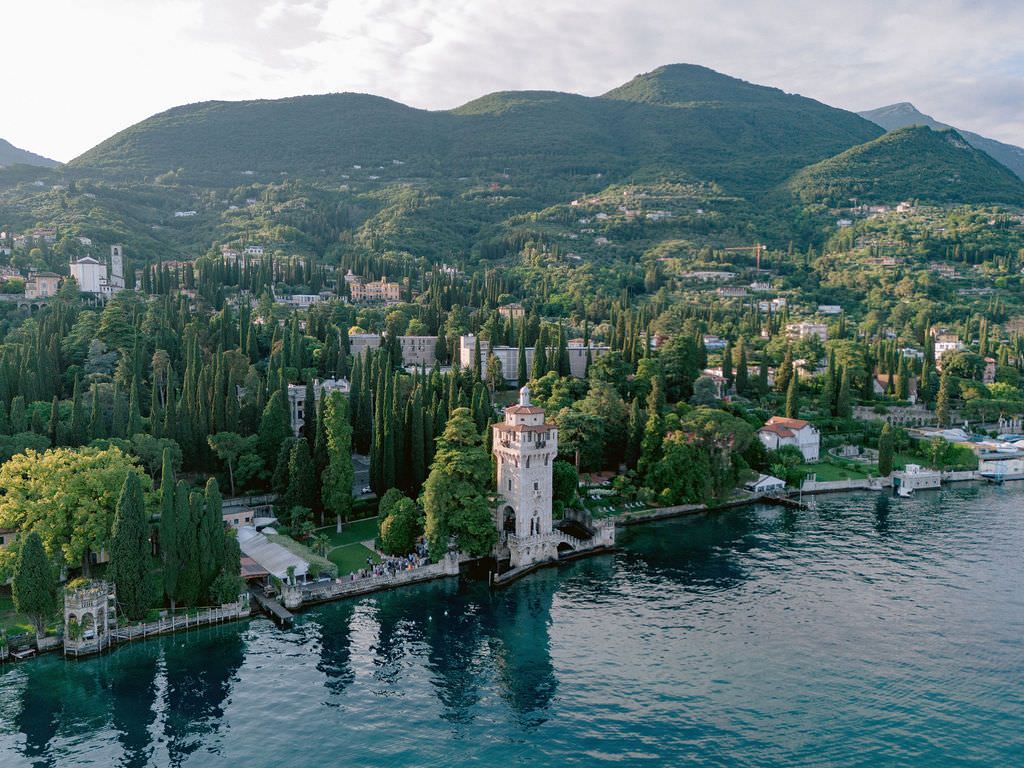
[784, 126, 1024, 206]
[0, 138, 57, 168]
[859, 102, 1024, 181]
[67, 64, 883, 197]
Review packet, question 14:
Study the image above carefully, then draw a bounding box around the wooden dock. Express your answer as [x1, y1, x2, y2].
[249, 589, 294, 627]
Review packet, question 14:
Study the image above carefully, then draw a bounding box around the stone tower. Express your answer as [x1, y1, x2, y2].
[493, 386, 558, 566]
[109, 244, 125, 288]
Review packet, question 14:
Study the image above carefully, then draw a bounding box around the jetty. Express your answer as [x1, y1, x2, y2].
[249, 588, 294, 627]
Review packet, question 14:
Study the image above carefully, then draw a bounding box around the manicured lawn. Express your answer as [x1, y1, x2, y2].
[803, 462, 871, 481]
[320, 516, 379, 548]
[0, 595, 34, 635]
[328, 543, 380, 575]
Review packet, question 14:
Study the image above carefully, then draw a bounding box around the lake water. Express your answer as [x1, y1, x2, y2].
[1, 484, 1022, 767]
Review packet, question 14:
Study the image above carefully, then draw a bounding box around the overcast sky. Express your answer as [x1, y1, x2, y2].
[6, 0, 1024, 161]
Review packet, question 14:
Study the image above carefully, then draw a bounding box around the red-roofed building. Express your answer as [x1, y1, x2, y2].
[758, 416, 820, 461]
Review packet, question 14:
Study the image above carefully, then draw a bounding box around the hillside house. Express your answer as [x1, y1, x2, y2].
[758, 416, 820, 462]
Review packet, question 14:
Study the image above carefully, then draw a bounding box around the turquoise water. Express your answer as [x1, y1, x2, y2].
[1, 484, 1022, 767]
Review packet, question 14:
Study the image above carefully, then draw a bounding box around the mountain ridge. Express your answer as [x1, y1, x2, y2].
[65, 64, 884, 197]
[859, 102, 1024, 181]
[785, 125, 1024, 206]
[0, 138, 58, 168]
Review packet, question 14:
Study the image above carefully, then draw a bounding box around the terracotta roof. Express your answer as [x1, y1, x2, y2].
[759, 423, 794, 438]
[494, 422, 556, 433]
[766, 416, 810, 429]
[504, 405, 545, 414]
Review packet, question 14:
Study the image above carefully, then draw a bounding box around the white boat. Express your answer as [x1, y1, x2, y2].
[897, 485, 914, 498]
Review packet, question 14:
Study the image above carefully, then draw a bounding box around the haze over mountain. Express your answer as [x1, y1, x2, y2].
[859, 102, 1024, 182]
[0, 138, 57, 169]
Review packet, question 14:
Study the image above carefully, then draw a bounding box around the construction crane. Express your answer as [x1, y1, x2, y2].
[722, 243, 766, 271]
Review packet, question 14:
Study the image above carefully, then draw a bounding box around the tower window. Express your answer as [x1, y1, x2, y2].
[508, 479, 512, 491]
[533, 482, 538, 490]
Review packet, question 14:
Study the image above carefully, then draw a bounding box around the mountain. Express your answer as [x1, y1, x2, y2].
[859, 102, 1024, 181]
[0, 138, 57, 168]
[68, 64, 884, 196]
[785, 126, 1024, 206]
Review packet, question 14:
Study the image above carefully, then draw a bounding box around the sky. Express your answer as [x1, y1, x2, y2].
[5, 0, 1024, 162]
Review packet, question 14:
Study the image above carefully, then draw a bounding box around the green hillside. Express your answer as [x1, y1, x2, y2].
[68, 64, 883, 197]
[859, 102, 1024, 181]
[784, 126, 1024, 206]
[0, 138, 57, 168]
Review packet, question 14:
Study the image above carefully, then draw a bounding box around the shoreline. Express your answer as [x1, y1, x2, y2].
[4, 475, 997, 663]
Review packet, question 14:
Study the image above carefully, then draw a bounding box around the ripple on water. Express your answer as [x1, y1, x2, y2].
[0, 486, 1022, 767]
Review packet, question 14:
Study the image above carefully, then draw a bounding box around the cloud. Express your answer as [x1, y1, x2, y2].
[3, 0, 1023, 161]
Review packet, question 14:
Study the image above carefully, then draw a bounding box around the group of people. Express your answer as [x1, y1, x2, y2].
[344, 539, 431, 582]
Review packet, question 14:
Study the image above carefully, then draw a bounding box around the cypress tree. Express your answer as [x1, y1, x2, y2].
[70, 375, 85, 446]
[112, 382, 127, 438]
[785, 371, 799, 419]
[322, 392, 354, 525]
[517, 325, 528, 388]
[531, 326, 547, 380]
[284, 439, 316, 525]
[12, 531, 57, 639]
[877, 422, 894, 476]
[837, 366, 852, 418]
[303, 380, 316, 448]
[721, 339, 733, 388]
[48, 395, 59, 446]
[159, 449, 180, 610]
[175, 484, 203, 607]
[935, 371, 952, 427]
[110, 471, 150, 621]
[776, 347, 793, 394]
[735, 338, 749, 396]
[10, 395, 26, 433]
[625, 397, 644, 469]
[199, 478, 225, 600]
[127, 377, 143, 437]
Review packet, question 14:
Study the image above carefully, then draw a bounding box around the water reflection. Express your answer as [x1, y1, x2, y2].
[315, 601, 357, 694]
[162, 627, 245, 765]
[108, 652, 159, 768]
[485, 576, 557, 726]
[874, 494, 891, 533]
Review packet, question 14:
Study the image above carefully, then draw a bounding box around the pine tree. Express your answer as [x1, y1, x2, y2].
[109, 471, 150, 621]
[12, 531, 56, 639]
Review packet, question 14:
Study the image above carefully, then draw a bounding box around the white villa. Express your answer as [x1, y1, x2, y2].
[758, 416, 820, 462]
